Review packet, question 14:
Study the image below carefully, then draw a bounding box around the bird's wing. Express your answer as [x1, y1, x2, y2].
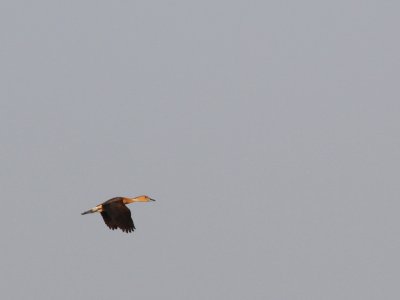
[100, 210, 118, 230]
[104, 202, 135, 233]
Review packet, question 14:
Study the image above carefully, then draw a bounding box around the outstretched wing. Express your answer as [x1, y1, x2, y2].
[101, 210, 118, 230]
[102, 202, 135, 233]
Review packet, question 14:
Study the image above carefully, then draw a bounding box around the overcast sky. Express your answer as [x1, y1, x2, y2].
[1, 1, 399, 299]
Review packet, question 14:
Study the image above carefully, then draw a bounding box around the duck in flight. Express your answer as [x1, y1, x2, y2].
[81, 195, 155, 233]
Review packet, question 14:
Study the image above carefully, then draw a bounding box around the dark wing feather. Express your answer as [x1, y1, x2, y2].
[102, 202, 135, 233]
[101, 211, 118, 230]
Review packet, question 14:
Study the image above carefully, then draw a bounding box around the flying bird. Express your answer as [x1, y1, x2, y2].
[81, 195, 155, 233]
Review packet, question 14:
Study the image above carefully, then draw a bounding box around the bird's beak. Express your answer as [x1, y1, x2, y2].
[81, 210, 93, 215]
[149, 198, 156, 201]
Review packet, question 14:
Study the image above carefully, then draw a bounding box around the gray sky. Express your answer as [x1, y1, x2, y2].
[1, 1, 399, 299]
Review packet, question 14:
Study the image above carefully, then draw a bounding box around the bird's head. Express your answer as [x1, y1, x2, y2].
[123, 195, 156, 204]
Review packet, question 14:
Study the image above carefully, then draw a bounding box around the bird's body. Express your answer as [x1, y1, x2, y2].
[81, 195, 155, 233]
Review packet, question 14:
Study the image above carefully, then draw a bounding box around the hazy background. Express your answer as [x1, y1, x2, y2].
[1, 1, 399, 299]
